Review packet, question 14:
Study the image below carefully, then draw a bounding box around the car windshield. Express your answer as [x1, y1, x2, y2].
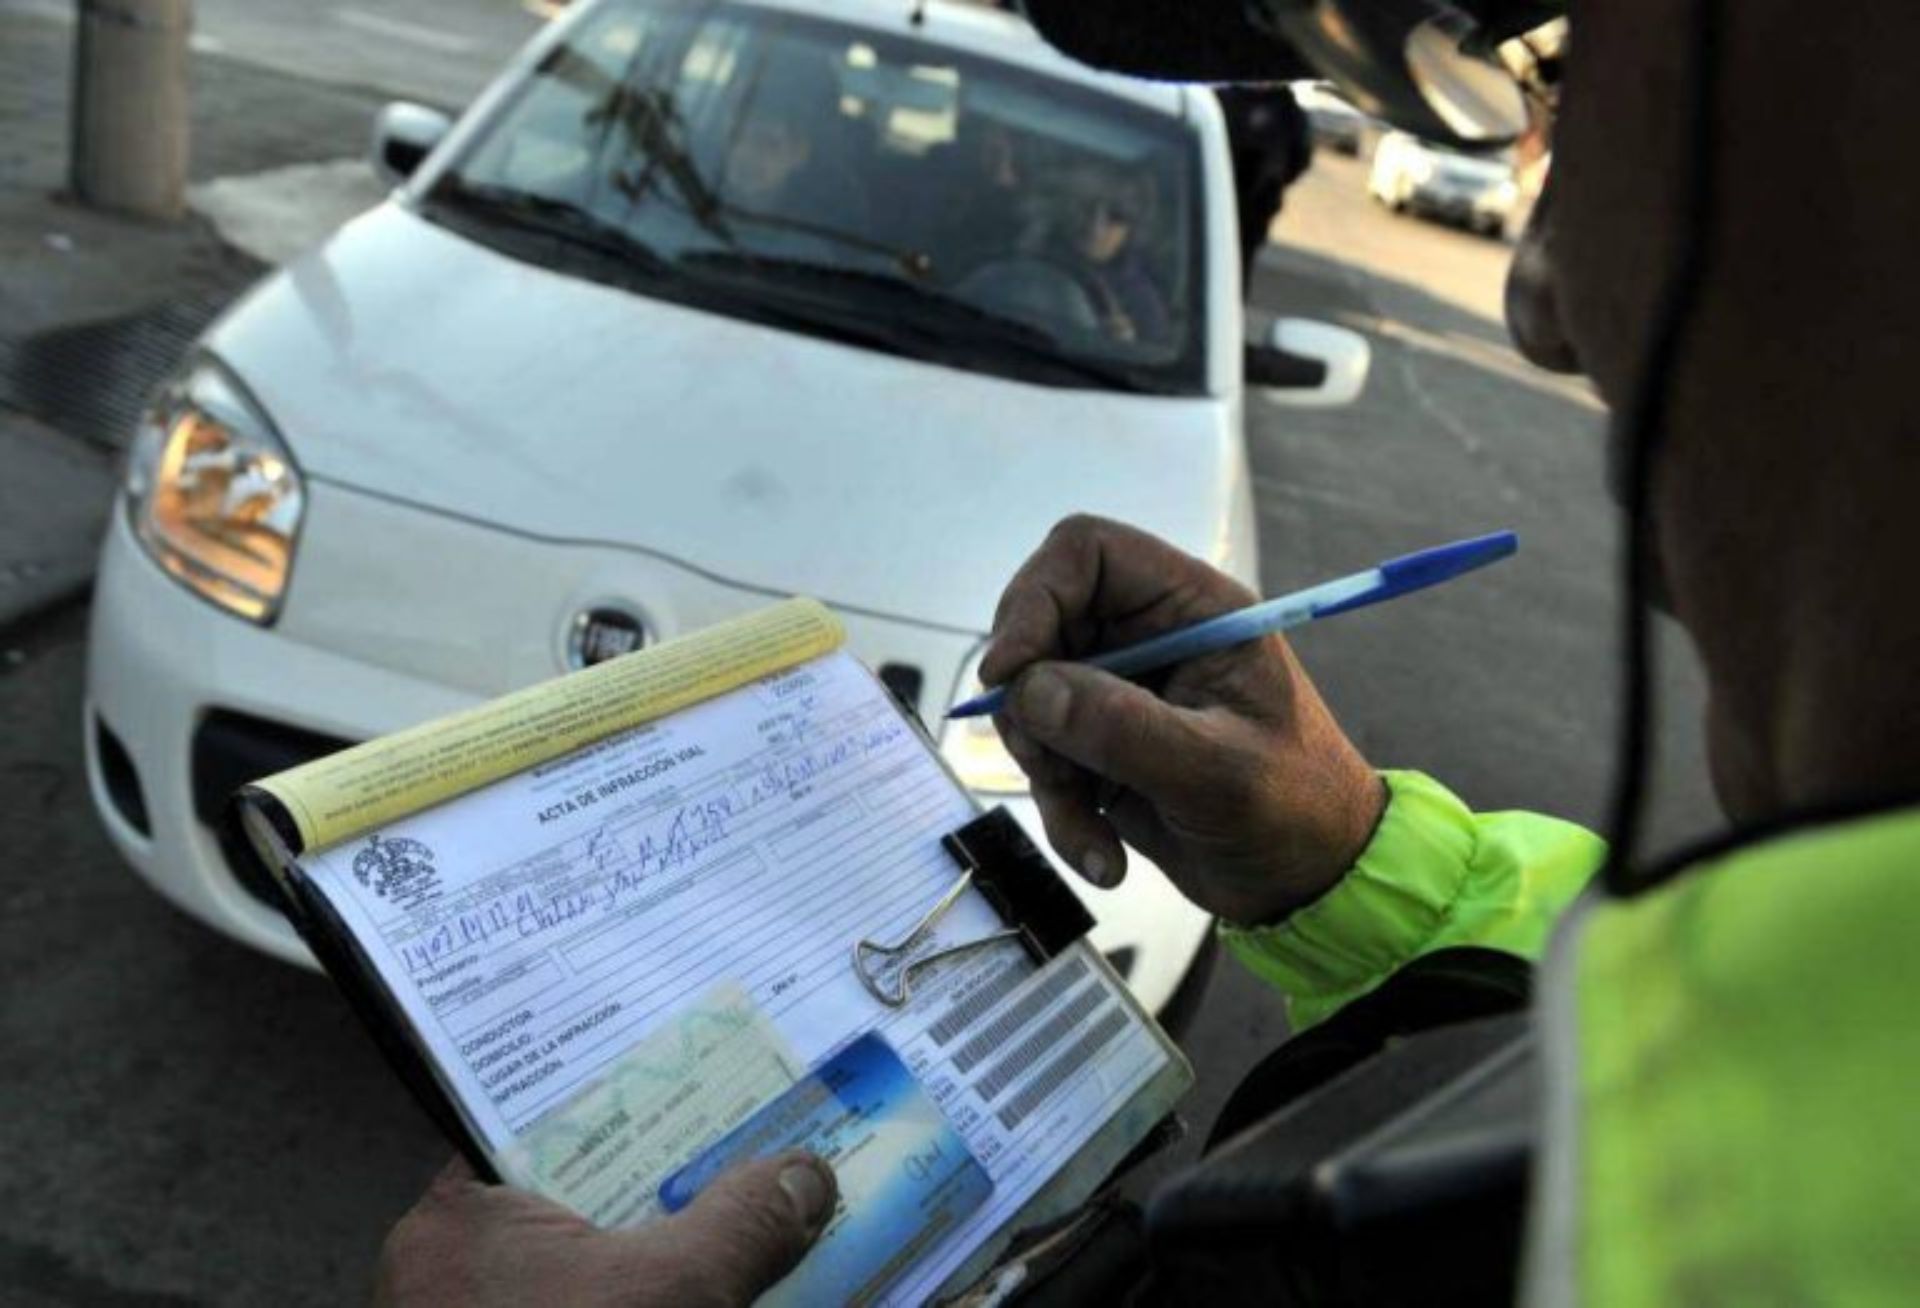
[423, 0, 1206, 393]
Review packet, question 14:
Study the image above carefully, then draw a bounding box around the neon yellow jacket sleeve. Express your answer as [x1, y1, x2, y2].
[1220, 770, 1605, 1031]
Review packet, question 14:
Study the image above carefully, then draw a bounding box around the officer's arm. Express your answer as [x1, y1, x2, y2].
[1221, 771, 1604, 1029]
[984, 517, 1605, 1028]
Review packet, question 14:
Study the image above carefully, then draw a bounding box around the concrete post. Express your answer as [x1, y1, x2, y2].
[70, 0, 193, 221]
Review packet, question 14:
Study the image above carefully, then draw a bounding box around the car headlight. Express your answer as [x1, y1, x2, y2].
[938, 647, 1029, 796]
[124, 358, 304, 624]
[1405, 153, 1437, 184]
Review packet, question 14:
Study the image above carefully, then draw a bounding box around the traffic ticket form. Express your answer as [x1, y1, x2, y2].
[287, 647, 1186, 1304]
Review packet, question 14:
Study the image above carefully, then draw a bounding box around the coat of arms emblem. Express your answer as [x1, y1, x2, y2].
[352, 833, 440, 905]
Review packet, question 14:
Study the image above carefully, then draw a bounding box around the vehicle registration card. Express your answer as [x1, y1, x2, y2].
[660, 1032, 994, 1307]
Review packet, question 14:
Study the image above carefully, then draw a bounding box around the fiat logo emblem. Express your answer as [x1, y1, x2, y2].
[566, 605, 648, 669]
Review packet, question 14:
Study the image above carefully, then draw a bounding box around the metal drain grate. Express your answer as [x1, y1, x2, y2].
[0, 290, 243, 450]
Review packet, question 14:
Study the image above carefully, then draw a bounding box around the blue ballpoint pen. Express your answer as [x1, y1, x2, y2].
[946, 530, 1518, 720]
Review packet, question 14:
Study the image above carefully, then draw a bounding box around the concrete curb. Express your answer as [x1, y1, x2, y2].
[0, 5, 400, 633]
[0, 559, 95, 635]
[0, 408, 116, 631]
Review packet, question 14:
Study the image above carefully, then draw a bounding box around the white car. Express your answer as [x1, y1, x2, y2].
[84, 0, 1367, 1016]
[1368, 130, 1518, 238]
[1290, 80, 1367, 157]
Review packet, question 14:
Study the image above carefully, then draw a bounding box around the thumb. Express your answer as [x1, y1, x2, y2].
[1002, 662, 1216, 803]
[627, 1152, 837, 1305]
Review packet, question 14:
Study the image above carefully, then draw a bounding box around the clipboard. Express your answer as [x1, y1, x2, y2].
[231, 599, 1192, 1303]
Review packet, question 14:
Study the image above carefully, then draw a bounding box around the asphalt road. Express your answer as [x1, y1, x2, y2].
[1252, 152, 1717, 852]
[0, 0, 544, 111]
[0, 68, 1724, 1308]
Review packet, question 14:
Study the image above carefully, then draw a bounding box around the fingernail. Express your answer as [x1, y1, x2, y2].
[1081, 849, 1112, 887]
[779, 1160, 833, 1229]
[1017, 667, 1071, 734]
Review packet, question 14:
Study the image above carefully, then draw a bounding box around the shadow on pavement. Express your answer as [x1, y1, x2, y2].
[0, 604, 444, 1307]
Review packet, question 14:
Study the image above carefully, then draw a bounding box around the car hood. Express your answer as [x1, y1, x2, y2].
[207, 204, 1235, 633]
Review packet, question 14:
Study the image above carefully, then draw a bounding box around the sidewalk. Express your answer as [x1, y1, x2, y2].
[0, 6, 388, 628]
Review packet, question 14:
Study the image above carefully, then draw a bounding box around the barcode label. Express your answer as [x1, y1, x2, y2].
[927, 959, 1033, 1048]
[973, 984, 1108, 1102]
[951, 955, 1092, 1073]
[996, 1007, 1131, 1131]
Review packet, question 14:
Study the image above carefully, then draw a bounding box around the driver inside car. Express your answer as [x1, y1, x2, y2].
[1043, 157, 1172, 346]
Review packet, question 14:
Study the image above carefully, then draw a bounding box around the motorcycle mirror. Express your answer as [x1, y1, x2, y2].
[1404, 16, 1530, 141]
[1253, 0, 1532, 147]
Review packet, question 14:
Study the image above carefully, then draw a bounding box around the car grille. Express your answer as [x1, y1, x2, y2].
[192, 710, 353, 909]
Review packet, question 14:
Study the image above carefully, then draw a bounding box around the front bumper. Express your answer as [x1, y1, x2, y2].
[85, 488, 1213, 1009]
[1407, 181, 1513, 228]
[86, 508, 480, 965]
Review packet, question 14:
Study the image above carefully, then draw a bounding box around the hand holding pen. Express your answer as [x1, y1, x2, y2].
[974, 517, 1514, 926]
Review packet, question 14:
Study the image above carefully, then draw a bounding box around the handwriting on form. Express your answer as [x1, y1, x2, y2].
[395, 719, 908, 974]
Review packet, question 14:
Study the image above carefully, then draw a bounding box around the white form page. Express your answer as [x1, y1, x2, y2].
[299, 650, 1172, 1301]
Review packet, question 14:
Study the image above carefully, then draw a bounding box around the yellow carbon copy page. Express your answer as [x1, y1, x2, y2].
[255, 598, 844, 852]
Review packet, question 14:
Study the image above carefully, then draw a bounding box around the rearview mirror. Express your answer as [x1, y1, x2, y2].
[371, 102, 454, 186]
[1248, 317, 1372, 408]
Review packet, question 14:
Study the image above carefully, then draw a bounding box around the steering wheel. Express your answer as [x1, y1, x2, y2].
[950, 253, 1103, 337]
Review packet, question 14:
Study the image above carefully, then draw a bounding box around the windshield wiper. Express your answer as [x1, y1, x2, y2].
[710, 205, 933, 279]
[431, 177, 672, 278]
[425, 190, 942, 363]
[677, 251, 1163, 393]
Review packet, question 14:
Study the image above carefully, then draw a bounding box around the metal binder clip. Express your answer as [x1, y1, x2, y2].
[852, 807, 1096, 1009]
[852, 870, 1022, 1008]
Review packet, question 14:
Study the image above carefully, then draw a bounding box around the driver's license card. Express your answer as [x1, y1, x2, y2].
[659, 1032, 993, 1306]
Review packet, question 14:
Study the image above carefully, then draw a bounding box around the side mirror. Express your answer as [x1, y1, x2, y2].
[1247, 317, 1372, 408]
[371, 102, 454, 186]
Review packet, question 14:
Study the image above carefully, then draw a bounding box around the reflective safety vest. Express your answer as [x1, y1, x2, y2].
[1222, 772, 1920, 1304]
[1526, 805, 1920, 1305]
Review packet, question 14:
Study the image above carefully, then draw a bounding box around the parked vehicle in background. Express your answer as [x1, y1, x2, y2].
[84, 0, 1371, 1018]
[1367, 130, 1517, 238]
[1290, 80, 1366, 157]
